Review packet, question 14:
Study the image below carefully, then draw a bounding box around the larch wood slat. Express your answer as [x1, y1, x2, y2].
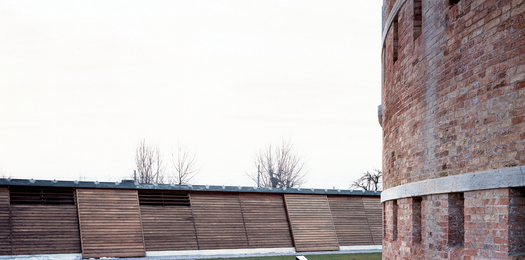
[284, 194, 340, 252]
[140, 205, 198, 251]
[10, 204, 81, 255]
[362, 196, 382, 245]
[239, 193, 293, 248]
[0, 188, 10, 255]
[327, 195, 374, 246]
[9, 187, 76, 206]
[190, 192, 249, 250]
[76, 189, 145, 258]
[139, 190, 196, 251]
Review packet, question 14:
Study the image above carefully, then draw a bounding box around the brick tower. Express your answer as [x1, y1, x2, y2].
[380, 0, 525, 259]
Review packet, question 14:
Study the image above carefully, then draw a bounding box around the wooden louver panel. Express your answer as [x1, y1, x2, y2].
[138, 190, 190, 206]
[0, 188, 10, 255]
[139, 191, 198, 251]
[328, 195, 374, 246]
[9, 186, 75, 205]
[362, 196, 382, 245]
[239, 193, 293, 248]
[76, 189, 145, 258]
[191, 192, 249, 249]
[284, 194, 339, 252]
[9, 187, 81, 255]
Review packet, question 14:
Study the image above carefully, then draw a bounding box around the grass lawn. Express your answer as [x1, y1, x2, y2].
[201, 253, 382, 260]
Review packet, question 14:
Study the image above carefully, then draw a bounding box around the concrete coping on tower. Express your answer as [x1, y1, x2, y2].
[378, 104, 383, 126]
[381, 0, 406, 47]
[381, 165, 525, 203]
[0, 178, 381, 197]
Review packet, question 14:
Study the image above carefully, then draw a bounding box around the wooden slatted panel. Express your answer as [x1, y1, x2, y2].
[10, 204, 81, 255]
[239, 193, 293, 248]
[190, 192, 248, 249]
[10, 186, 76, 205]
[76, 189, 145, 258]
[284, 194, 339, 252]
[140, 200, 198, 251]
[362, 196, 382, 245]
[328, 195, 374, 246]
[138, 190, 190, 206]
[0, 188, 10, 255]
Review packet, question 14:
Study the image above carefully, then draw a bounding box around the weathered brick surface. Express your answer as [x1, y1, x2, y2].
[382, 0, 525, 188]
[383, 189, 525, 259]
[509, 188, 525, 258]
[464, 189, 510, 259]
[384, 194, 466, 259]
[383, 200, 398, 244]
[383, 197, 425, 260]
[381, 0, 525, 259]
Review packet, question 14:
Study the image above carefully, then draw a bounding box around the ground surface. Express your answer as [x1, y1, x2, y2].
[202, 253, 382, 260]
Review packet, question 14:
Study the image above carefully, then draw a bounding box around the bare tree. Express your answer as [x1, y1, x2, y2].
[134, 139, 165, 184]
[350, 170, 382, 191]
[249, 140, 306, 188]
[0, 172, 10, 179]
[0, 167, 11, 179]
[170, 145, 199, 185]
[78, 171, 87, 181]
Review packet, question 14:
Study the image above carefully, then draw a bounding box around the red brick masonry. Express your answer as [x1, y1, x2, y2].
[383, 188, 525, 259]
[381, 0, 525, 259]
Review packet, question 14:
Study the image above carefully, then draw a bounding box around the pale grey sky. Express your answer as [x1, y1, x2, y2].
[0, 1, 382, 189]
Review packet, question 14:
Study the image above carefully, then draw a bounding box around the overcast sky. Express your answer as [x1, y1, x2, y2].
[0, 1, 382, 189]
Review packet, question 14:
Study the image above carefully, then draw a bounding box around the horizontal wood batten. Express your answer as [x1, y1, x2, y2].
[191, 192, 249, 250]
[9, 187, 75, 205]
[362, 196, 382, 245]
[138, 190, 190, 206]
[239, 193, 294, 248]
[284, 194, 340, 252]
[140, 204, 198, 251]
[328, 195, 374, 246]
[76, 189, 145, 259]
[0, 188, 10, 255]
[10, 204, 81, 255]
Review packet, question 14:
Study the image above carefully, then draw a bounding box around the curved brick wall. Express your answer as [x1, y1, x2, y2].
[382, 0, 525, 190]
[381, 0, 525, 259]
